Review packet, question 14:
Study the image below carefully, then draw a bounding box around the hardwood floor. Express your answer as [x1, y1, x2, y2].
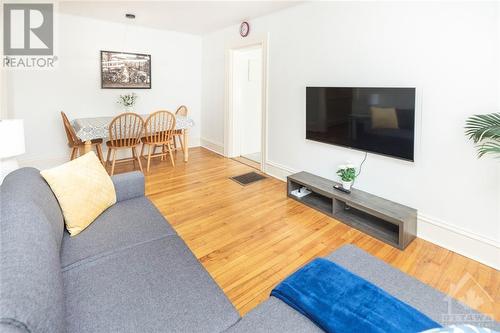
[115, 147, 499, 320]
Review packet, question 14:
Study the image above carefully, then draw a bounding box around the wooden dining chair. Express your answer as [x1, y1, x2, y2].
[141, 110, 176, 172]
[106, 112, 144, 176]
[172, 105, 188, 151]
[61, 111, 104, 163]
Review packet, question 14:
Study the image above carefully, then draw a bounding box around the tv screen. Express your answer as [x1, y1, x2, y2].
[306, 87, 415, 161]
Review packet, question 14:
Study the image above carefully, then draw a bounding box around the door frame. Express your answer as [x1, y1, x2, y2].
[224, 34, 269, 172]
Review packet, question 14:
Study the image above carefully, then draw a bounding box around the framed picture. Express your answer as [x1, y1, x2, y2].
[100, 50, 151, 89]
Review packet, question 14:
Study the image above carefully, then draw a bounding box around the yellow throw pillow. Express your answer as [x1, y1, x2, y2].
[40, 151, 116, 236]
[370, 106, 399, 129]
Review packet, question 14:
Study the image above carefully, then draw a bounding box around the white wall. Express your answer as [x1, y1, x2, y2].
[201, 30, 226, 151]
[0, 4, 7, 120]
[6, 12, 202, 168]
[201, 2, 500, 267]
[234, 47, 262, 156]
[0, 69, 7, 120]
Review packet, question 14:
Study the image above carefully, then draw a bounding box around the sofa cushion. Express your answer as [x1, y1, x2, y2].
[62, 236, 240, 333]
[1, 167, 64, 246]
[61, 196, 177, 268]
[40, 152, 117, 236]
[0, 187, 65, 333]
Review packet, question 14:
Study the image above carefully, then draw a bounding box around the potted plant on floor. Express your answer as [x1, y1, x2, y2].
[465, 112, 500, 158]
[336, 164, 356, 191]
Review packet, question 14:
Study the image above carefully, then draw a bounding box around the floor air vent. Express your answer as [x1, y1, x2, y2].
[231, 172, 267, 186]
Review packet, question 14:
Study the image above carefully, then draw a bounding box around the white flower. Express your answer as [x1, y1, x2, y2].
[346, 163, 355, 169]
[338, 164, 346, 170]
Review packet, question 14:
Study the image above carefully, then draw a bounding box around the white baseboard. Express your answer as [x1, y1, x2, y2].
[417, 214, 499, 270]
[265, 160, 296, 181]
[187, 136, 201, 148]
[262, 160, 499, 269]
[18, 138, 202, 170]
[200, 137, 224, 156]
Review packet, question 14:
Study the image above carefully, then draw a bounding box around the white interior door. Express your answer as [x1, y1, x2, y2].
[224, 34, 269, 172]
[232, 47, 263, 163]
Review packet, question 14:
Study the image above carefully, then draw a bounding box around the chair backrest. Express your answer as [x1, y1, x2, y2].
[61, 111, 80, 146]
[175, 105, 188, 117]
[144, 110, 176, 144]
[108, 112, 144, 147]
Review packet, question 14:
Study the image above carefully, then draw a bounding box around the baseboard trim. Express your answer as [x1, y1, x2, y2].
[417, 214, 499, 269]
[265, 160, 296, 181]
[187, 136, 201, 148]
[18, 137, 202, 170]
[200, 138, 224, 156]
[264, 159, 499, 269]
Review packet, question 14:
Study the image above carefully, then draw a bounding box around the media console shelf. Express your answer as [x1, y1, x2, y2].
[287, 171, 417, 249]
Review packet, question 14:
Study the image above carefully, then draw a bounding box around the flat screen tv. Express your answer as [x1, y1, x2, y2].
[306, 87, 415, 161]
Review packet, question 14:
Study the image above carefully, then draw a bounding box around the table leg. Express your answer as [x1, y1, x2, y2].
[183, 129, 189, 162]
[83, 140, 92, 154]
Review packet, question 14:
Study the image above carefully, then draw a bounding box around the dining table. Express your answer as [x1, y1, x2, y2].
[72, 114, 195, 162]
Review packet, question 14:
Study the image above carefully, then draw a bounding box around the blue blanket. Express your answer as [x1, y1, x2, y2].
[271, 258, 441, 333]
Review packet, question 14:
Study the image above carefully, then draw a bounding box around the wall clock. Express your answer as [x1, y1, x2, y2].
[240, 21, 250, 37]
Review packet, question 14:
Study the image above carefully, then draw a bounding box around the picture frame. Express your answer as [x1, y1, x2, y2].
[100, 50, 151, 89]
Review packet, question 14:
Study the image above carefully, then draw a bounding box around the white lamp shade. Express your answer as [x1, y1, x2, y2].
[0, 119, 25, 158]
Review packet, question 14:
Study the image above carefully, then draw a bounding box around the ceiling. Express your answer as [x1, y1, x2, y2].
[59, 1, 301, 35]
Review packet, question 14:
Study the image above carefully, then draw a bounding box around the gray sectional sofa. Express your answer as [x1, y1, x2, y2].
[1, 168, 497, 333]
[1, 168, 239, 333]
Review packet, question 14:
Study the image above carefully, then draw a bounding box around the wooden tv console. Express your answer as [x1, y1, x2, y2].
[287, 171, 417, 250]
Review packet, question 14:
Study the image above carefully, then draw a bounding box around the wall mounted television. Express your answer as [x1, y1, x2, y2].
[306, 87, 416, 161]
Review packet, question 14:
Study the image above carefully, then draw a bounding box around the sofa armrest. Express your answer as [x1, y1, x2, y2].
[111, 171, 145, 202]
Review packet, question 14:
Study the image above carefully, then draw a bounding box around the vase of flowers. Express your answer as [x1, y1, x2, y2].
[117, 93, 138, 113]
[336, 164, 356, 191]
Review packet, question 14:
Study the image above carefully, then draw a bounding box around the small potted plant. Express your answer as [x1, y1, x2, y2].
[336, 164, 356, 191]
[117, 93, 138, 112]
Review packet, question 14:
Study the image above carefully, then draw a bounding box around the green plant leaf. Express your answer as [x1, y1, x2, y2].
[476, 141, 500, 158]
[465, 112, 500, 158]
[465, 113, 500, 143]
